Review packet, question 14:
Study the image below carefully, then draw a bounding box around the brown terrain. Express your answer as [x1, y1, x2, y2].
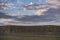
[0, 25, 60, 40]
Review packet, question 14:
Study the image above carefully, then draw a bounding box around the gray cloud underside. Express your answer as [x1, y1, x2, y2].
[0, 8, 60, 23]
[0, 13, 55, 23]
[0, 12, 17, 19]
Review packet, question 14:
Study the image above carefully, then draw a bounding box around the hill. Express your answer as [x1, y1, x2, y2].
[0, 25, 60, 33]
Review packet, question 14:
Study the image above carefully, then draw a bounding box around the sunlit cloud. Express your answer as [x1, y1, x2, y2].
[35, 8, 49, 16]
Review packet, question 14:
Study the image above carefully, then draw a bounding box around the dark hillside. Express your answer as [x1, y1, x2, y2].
[0, 25, 60, 33]
[0, 25, 60, 40]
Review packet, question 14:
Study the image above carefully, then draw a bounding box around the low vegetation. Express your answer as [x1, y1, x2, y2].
[0, 25, 60, 40]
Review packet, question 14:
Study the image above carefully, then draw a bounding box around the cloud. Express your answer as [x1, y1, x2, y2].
[0, 18, 15, 23]
[0, 6, 60, 26]
[0, 0, 60, 26]
[0, 17, 35, 25]
[0, 12, 35, 25]
[0, 18, 20, 25]
[0, 17, 60, 26]
[46, 0, 60, 8]
[0, 12, 56, 25]
[20, 2, 47, 10]
[0, 12, 15, 18]
[35, 8, 49, 16]
[44, 8, 60, 16]
[0, 3, 16, 10]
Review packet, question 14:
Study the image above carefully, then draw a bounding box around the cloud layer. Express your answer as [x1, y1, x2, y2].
[0, 0, 60, 25]
[0, 3, 15, 10]
[46, 0, 60, 8]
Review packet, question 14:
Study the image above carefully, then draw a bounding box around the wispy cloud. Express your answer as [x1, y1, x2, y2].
[20, 2, 47, 10]
[0, 3, 16, 10]
[46, 0, 60, 8]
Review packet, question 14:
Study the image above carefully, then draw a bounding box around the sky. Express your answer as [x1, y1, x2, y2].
[0, 0, 46, 15]
[0, 0, 60, 26]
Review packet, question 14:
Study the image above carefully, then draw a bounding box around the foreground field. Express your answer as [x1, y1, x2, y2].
[0, 32, 60, 40]
[0, 25, 60, 40]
